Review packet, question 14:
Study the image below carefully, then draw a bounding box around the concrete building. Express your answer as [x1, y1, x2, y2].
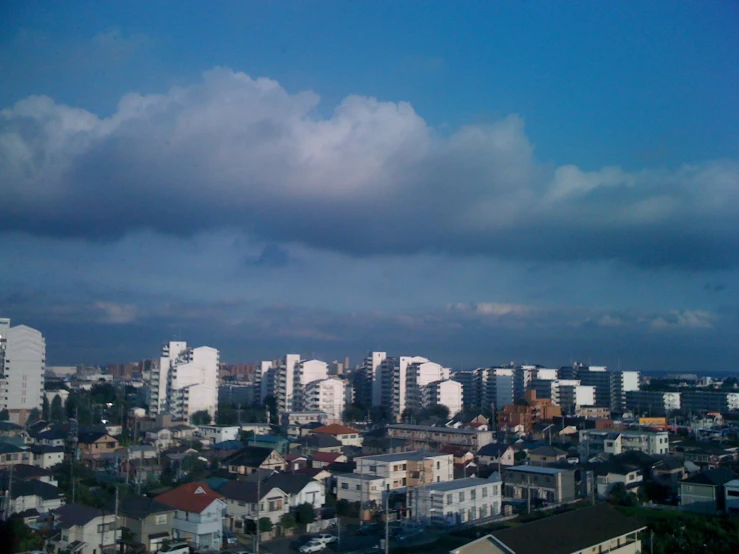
[197, 425, 240, 444]
[451, 370, 476, 410]
[501, 465, 578, 504]
[559, 364, 639, 411]
[336, 473, 387, 504]
[679, 468, 739, 514]
[303, 377, 347, 422]
[0, 318, 46, 423]
[54, 504, 121, 554]
[386, 424, 494, 451]
[149, 341, 219, 421]
[551, 380, 595, 414]
[355, 451, 454, 490]
[579, 429, 669, 457]
[625, 390, 681, 415]
[681, 390, 739, 414]
[259, 355, 328, 415]
[410, 476, 502, 524]
[422, 379, 463, 417]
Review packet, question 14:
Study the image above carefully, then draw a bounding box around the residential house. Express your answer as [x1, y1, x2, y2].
[115, 496, 176, 553]
[4, 478, 64, 519]
[355, 451, 454, 490]
[120, 444, 158, 461]
[197, 425, 240, 445]
[145, 428, 174, 450]
[386, 424, 494, 451]
[310, 452, 347, 469]
[311, 424, 363, 447]
[587, 458, 644, 497]
[0, 443, 31, 467]
[651, 456, 687, 494]
[53, 504, 122, 554]
[497, 390, 562, 434]
[679, 468, 739, 514]
[35, 429, 67, 448]
[263, 472, 325, 509]
[410, 476, 502, 524]
[281, 412, 329, 438]
[0, 463, 57, 485]
[29, 445, 65, 469]
[284, 454, 308, 471]
[683, 445, 738, 470]
[477, 444, 516, 467]
[501, 465, 577, 504]
[527, 446, 567, 466]
[579, 429, 669, 457]
[336, 473, 387, 504]
[450, 504, 645, 554]
[297, 433, 343, 455]
[77, 432, 120, 457]
[220, 479, 289, 528]
[0, 421, 26, 443]
[154, 482, 226, 550]
[440, 446, 475, 466]
[724, 479, 739, 514]
[361, 435, 409, 455]
[222, 446, 286, 475]
[248, 434, 291, 455]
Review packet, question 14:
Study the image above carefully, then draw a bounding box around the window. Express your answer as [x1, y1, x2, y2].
[393, 465, 399, 471]
[341, 482, 348, 489]
[437, 461, 440, 469]
[356, 485, 361, 490]
[97, 522, 115, 533]
[369, 465, 377, 472]
[482, 487, 488, 498]
[446, 494, 452, 505]
[238, 501, 246, 507]
[470, 489, 476, 500]
[155, 514, 167, 525]
[268, 498, 283, 511]
[459, 492, 465, 502]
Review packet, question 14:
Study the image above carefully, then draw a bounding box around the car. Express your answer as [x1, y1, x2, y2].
[313, 534, 338, 545]
[356, 523, 382, 535]
[299, 542, 326, 553]
[159, 542, 190, 554]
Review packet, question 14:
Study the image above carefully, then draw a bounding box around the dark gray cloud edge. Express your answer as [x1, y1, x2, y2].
[1, 68, 738, 269]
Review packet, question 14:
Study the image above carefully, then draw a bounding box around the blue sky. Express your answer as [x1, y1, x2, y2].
[1, 1, 738, 370]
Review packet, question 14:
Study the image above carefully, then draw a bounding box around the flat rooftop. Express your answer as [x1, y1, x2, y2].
[424, 477, 499, 492]
[504, 465, 569, 475]
[388, 424, 488, 435]
[358, 451, 450, 462]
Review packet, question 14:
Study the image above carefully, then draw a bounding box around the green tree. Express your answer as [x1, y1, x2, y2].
[0, 409, 7, 421]
[66, 393, 78, 419]
[50, 395, 64, 422]
[343, 404, 365, 423]
[296, 502, 317, 524]
[426, 404, 451, 421]
[42, 395, 50, 420]
[190, 410, 212, 425]
[216, 404, 239, 425]
[180, 455, 208, 481]
[280, 512, 297, 530]
[259, 517, 273, 533]
[609, 483, 639, 507]
[6, 515, 43, 552]
[27, 408, 41, 425]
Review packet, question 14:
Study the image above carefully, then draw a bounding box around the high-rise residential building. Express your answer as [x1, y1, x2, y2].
[304, 377, 348, 422]
[148, 340, 219, 421]
[680, 391, 739, 414]
[0, 317, 46, 423]
[551, 380, 596, 414]
[624, 390, 681, 415]
[405, 358, 450, 414]
[258, 355, 328, 414]
[559, 364, 639, 411]
[451, 370, 476, 409]
[422, 379, 463, 417]
[514, 366, 537, 400]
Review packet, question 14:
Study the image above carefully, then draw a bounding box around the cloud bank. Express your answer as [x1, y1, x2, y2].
[2, 68, 738, 269]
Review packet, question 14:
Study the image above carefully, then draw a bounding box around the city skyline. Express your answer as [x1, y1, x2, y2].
[2, 2, 738, 371]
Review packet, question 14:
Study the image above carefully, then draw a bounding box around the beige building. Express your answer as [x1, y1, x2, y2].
[355, 451, 453, 490]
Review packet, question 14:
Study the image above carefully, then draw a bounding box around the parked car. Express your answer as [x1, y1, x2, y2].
[313, 535, 338, 545]
[299, 542, 326, 554]
[160, 542, 190, 554]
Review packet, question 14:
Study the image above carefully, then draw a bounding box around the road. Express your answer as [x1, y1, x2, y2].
[235, 520, 380, 554]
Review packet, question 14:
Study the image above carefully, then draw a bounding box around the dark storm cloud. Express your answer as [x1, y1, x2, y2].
[1, 69, 738, 269]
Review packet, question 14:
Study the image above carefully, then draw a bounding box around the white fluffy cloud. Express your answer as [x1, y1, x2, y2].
[1, 68, 738, 268]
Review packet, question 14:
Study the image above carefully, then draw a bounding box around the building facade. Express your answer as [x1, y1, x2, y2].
[0, 318, 46, 423]
[410, 476, 502, 524]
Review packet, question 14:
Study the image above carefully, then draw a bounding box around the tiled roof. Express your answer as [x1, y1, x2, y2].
[263, 472, 318, 495]
[154, 482, 224, 514]
[299, 434, 342, 448]
[682, 468, 739, 486]
[114, 496, 173, 519]
[222, 446, 276, 468]
[12, 479, 62, 501]
[312, 424, 360, 435]
[54, 504, 104, 528]
[311, 451, 343, 463]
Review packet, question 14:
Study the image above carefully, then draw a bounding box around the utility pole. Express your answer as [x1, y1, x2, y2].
[255, 476, 261, 554]
[114, 486, 119, 548]
[384, 484, 390, 554]
[5, 464, 14, 519]
[526, 475, 531, 513]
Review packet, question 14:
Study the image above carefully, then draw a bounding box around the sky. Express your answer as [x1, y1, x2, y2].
[1, 1, 738, 371]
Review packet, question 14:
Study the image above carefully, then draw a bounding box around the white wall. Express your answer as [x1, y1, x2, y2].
[304, 378, 346, 421]
[368, 352, 387, 407]
[2, 322, 46, 412]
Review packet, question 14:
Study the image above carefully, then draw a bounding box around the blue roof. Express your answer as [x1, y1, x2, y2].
[252, 434, 287, 443]
[504, 465, 568, 475]
[212, 440, 243, 451]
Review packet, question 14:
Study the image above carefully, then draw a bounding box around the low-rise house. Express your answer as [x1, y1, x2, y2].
[587, 459, 644, 497]
[476, 443, 516, 467]
[29, 445, 65, 469]
[683, 445, 738, 470]
[451, 504, 645, 554]
[310, 451, 347, 469]
[527, 445, 567, 466]
[410, 476, 502, 524]
[170, 423, 198, 442]
[154, 482, 226, 550]
[501, 465, 577, 505]
[197, 425, 240, 445]
[440, 446, 475, 465]
[35, 429, 67, 448]
[336, 473, 387, 504]
[222, 446, 286, 475]
[145, 428, 174, 450]
[53, 504, 122, 554]
[311, 424, 363, 447]
[221, 479, 289, 528]
[281, 411, 329, 438]
[0, 443, 31, 467]
[263, 472, 326, 509]
[651, 456, 687, 493]
[0, 463, 57, 485]
[361, 435, 409, 455]
[724, 479, 739, 514]
[355, 451, 454, 489]
[285, 454, 308, 471]
[121, 444, 158, 460]
[297, 433, 343, 455]
[77, 431, 119, 457]
[679, 467, 739, 514]
[115, 496, 176, 553]
[5, 478, 64, 518]
[579, 429, 669, 457]
[120, 457, 163, 485]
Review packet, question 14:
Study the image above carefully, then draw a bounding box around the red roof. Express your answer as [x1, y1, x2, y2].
[285, 453, 307, 462]
[154, 482, 223, 514]
[312, 424, 360, 436]
[312, 451, 343, 463]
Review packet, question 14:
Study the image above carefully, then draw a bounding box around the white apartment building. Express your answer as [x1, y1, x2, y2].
[259, 355, 329, 414]
[336, 473, 387, 504]
[0, 318, 46, 423]
[355, 451, 454, 490]
[551, 380, 595, 414]
[422, 379, 463, 416]
[366, 351, 387, 408]
[625, 391, 681, 415]
[579, 429, 669, 457]
[148, 341, 219, 421]
[410, 476, 502, 524]
[304, 378, 347, 422]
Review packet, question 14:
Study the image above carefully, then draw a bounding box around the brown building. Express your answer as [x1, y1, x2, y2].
[497, 390, 562, 434]
[78, 431, 120, 456]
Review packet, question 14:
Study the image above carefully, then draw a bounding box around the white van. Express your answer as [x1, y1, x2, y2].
[158, 542, 190, 554]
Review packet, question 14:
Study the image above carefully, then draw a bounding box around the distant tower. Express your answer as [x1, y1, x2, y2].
[265, 406, 271, 425]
